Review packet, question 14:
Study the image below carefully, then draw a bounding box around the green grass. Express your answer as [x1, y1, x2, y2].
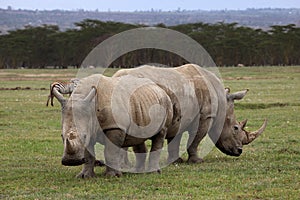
[0, 66, 299, 199]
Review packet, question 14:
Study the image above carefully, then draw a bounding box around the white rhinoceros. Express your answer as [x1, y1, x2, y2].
[113, 64, 267, 163]
[52, 74, 173, 177]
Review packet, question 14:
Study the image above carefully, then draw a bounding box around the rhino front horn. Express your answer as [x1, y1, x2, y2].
[243, 119, 267, 145]
[66, 138, 75, 155]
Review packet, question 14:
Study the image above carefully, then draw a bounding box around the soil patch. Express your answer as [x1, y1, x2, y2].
[0, 87, 47, 90]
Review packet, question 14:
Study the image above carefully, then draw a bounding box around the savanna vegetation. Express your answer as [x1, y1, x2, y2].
[0, 66, 299, 199]
[1, 19, 300, 69]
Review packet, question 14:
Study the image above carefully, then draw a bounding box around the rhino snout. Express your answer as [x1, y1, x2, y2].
[237, 147, 243, 155]
[221, 146, 243, 157]
[61, 157, 86, 166]
[230, 147, 243, 157]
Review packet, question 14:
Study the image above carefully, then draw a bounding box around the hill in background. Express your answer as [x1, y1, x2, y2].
[1, 8, 300, 33]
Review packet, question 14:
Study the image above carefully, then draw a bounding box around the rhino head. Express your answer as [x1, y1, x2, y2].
[215, 88, 267, 156]
[53, 86, 98, 166]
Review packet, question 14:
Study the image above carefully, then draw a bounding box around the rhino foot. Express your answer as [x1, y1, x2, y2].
[76, 170, 96, 179]
[147, 166, 162, 174]
[94, 160, 105, 167]
[134, 166, 145, 173]
[120, 159, 132, 170]
[187, 156, 204, 164]
[104, 168, 122, 177]
[173, 157, 184, 164]
[167, 157, 184, 164]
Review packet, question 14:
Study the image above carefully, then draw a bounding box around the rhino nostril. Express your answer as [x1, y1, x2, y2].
[237, 148, 243, 154]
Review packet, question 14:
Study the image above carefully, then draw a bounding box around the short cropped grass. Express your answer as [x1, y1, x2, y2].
[0, 66, 299, 199]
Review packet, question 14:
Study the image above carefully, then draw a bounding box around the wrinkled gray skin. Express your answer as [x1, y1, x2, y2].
[53, 74, 173, 178]
[113, 64, 267, 163]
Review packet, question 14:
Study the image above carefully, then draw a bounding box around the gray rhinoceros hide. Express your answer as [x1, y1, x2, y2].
[113, 64, 266, 163]
[59, 73, 173, 177]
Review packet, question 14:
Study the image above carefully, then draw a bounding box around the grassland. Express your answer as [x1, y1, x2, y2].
[0, 66, 299, 199]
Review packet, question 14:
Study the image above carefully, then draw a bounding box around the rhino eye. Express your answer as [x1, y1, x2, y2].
[234, 125, 239, 131]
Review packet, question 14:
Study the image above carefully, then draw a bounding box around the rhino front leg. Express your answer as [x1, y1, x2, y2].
[104, 129, 125, 177]
[133, 143, 147, 173]
[76, 148, 96, 178]
[187, 117, 211, 163]
[148, 128, 167, 173]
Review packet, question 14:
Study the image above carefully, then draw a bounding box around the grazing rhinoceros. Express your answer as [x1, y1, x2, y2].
[113, 64, 267, 163]
[52, 74, 173, 177]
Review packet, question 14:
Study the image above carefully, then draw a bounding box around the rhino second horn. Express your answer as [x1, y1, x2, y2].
[243, 119, 267, 145]
[66, 138, 75, 155]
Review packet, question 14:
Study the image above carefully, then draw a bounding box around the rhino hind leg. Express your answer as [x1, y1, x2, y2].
[133, 143, 147, 173]
[148, 128, 167, 173]
[167, 134, 184, 164]
[187, 155, 204, 164]
[120, 147, 131, 169]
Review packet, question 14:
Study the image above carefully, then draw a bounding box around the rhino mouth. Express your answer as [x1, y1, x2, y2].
[61, 157, 86, 166]
[219, 147, 243, 157]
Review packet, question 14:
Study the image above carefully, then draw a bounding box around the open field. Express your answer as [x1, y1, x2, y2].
[0, 66, 299, 199]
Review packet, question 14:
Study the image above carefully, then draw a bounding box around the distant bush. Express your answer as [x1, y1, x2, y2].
[1, 20, 299, 68]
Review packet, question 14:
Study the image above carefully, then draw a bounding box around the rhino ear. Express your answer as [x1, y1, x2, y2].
[225, 87, 230, 95]
[84, 86, 97, 103]
[227, 89, 249, 102]
[240, 119, 248, 129]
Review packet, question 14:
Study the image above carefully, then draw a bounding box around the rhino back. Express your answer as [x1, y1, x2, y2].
[114, 65, 220, 136]
[96, 75, 173, 139]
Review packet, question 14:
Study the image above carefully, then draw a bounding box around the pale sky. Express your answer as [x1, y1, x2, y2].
[1, 0, 300, 11]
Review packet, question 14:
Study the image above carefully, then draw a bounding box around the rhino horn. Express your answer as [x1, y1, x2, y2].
[84, 86, 97, 103]
[52, 87, 66, 106]
[243, 119, 267, 145]
[66, 138, 75, 155]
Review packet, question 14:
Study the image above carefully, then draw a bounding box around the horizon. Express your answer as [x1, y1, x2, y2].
[1, 0, 300, 12]
[2, 6, 300, 12]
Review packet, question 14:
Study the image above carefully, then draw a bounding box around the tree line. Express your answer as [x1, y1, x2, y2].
[0, 19, 299, 68]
